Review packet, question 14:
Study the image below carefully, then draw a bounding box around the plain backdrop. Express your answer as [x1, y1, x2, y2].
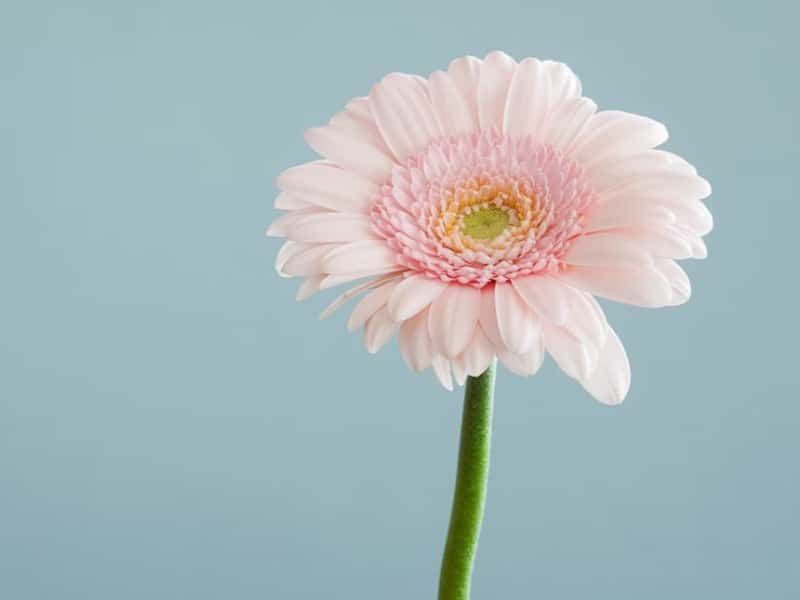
[2, 0, 798, 598]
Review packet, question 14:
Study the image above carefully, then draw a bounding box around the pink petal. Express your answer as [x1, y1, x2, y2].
[428, 284, 482, 358]
[478, 51, 516, 131]
[544, 325, 598, 380]
[330, 97, 393, 157]
[663, 199, 713, 236]
[687, 234, 708, 259]
[320, 268, 402, 291]
[556, 264, 673, 308]
[573, 111, 668, 168]
[387, 274, 448, 321]
[581, 326, 630, 405]
[267, 209, 323, 238]
[305, 126, 393, 183]
[369, 73, 442, 162]
[623, 225, 694, 259]
[319, 273, 403, 319]
[479, 284, 506, 351]
[582, 200, 676, 233]
[655, 150, 697, 175]
[654, 259, 691, 306]
[512, 274, 571, 325]
[296, 275, 325, 301]
[283, 243, 339, 276]
[447, 55, 481, 127]
[274, 192, 311, 210]
[494, 283, 541, 353]
[432, 355, 454, 391]
[543, 60, 582, 105]
[363, 306, 398, 354]
[399, 307, 434, 372]
[275, 240, 306, 277]
[452, 354, 469, 387]
[347, 279, 401, 333]
[322, 240, 399, 275]
[429, 70, 474, 136]
[562, 232, 654, 267]
[498, 341, 545, 377]
[503, 57, 550, 139]
[460, 327, 495, 378]
[289, 213, 378, 243]
[277, 161, 378, 213]
[547, 97, 597, 151]
[562, 291, 608, 347]
[586, 150, 673, 194]
[602, 172, 712, 204]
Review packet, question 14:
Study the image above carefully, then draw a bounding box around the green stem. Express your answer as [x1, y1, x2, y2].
[438, 360, 496, 600]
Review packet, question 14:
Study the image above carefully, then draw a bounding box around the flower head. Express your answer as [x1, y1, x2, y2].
[269, 52, 712, 404]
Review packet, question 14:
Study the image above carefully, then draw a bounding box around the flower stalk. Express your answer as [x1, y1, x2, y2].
[438, 360, 496, 600]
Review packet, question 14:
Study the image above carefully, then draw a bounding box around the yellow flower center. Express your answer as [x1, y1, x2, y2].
[432, 177, 549, 256]
[462, 207, 510, 240]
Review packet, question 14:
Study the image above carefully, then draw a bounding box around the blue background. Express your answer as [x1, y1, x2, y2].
[2, 0, 798, 598]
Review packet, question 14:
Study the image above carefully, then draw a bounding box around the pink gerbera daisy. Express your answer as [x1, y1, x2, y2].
[268, 51, 712, 405]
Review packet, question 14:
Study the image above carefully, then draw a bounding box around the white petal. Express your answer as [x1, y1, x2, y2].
[503, 57, 550, 139]
[512, 275, 570, 325]
[369, 73, 443, 162]
[399, 307, 434, 372]
[478, 51, 516, 131]
[363, 306, 398, 354]
[305, 126, 393, 184]
[494, 283, 541, 353]
[432, 355, 454, 391]
[428, 284, 482, 358]
[562, 232, 654, 267]
[289, 213, 378, 243]
[277, 161, 378, 213]
[387, 274, 448, 321]
[556, 264, 673, 308]
[429, 70, 474, 136]
[581, 326, 630, 405]
[347, 279, 401, 333]
[322, 240, 399, 274]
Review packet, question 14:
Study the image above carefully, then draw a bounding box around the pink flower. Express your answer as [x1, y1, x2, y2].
[269, 52, 712, 404]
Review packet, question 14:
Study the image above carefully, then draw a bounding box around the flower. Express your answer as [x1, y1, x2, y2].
[268, 52, 712, 404]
